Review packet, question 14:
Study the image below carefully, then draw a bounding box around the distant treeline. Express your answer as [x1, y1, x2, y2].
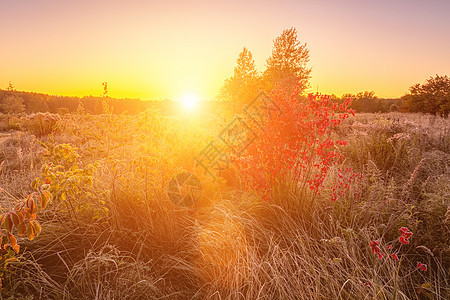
[0, 88, 255, 116]
[0, 89, 162, 114]
[0, 88, 406, 116]
[332, 91, 403, 113]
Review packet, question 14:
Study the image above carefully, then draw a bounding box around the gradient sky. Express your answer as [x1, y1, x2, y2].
[1, 0, 449, 100]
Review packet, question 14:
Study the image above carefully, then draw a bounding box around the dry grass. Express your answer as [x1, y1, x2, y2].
[0, 111, 448, 299]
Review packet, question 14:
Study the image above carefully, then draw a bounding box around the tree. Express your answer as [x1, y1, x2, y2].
[402, 75, 450, 116]
[219, 47, 260, 108]
[347, 91, 379, 113]
[27, 95, 49, 113]
[0, 95, 25, 114]
[6, 81, 14, 92]
[263, 27, 311, 93]
[1, 81, 25, 114]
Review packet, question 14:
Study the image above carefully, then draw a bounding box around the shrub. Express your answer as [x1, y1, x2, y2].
[0, 181, 52, 288]
[22, 112, 61, 137]
[237, 88, 355, 208]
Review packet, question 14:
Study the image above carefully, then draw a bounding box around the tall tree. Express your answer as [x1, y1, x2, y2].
[263, 27, 311, 93]
[6, 81, 15, 93]
[220, 47, 259, 107]
[402, 75, 450, 116]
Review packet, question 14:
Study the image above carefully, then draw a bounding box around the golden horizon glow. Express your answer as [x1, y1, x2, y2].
[1, 0, 449, 100]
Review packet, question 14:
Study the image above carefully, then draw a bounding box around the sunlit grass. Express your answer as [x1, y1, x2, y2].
[0, 111, 448, 299]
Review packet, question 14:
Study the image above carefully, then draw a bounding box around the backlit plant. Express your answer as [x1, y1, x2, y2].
[0, 182, 51, 288]
[237, 86, 357, 202]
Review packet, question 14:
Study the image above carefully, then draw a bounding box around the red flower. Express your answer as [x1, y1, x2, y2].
[385, 245, 392, 250]
[417, 262, 427, 271]
[391, 253, 399, 261]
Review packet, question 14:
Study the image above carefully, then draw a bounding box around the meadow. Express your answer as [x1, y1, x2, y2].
[0, 94, 449, 299]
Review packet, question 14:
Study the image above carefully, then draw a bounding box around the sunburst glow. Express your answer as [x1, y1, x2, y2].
[180, 93, 200, 110]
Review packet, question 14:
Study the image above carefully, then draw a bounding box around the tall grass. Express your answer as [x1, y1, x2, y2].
[0, 111, 448, 299]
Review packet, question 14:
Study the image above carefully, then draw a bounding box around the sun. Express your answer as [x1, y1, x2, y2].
[180, 93, 200, 110]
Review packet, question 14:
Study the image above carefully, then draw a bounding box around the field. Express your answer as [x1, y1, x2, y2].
[0, 97, 449, 299]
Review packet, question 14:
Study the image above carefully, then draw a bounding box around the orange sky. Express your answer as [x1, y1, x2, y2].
[1, 0, 449, 100]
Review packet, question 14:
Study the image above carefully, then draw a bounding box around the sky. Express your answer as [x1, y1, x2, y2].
[1, 0, 449, 100]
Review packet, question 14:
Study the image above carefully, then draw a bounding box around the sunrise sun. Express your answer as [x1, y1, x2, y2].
[180, 93, 200, 110]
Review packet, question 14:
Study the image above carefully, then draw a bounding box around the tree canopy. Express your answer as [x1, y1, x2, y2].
[219, 28, 312, 107]
[219, 47, 259, 106]
[263, 27, 311, 93]
[0, 82, 25, 114]
[402, 75, 450, 116]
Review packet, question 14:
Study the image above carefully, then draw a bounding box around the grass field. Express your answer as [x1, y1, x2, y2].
[0, 104, 448, 299]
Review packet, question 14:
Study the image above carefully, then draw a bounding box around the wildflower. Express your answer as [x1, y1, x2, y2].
[417, 262, 427, 271]
[391, 253, 399, 261]
[370, 240, 384, 259]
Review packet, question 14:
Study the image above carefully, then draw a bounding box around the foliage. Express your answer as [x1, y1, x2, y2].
[0, 181, 51, 288]
[0, 81, 24, 114]
[219, 47, 260, 108]
[263, 27, 311, 93]
[36, 142, 105, 222]
[402, 74, 450, 116]
[338, 91, 404, 113]
[237, 87, 356, 205]
[0, 95, 25, 114]
[218, 27, 311, 111]
[22, 112, 61, 136]
[344, 91, 378, 112]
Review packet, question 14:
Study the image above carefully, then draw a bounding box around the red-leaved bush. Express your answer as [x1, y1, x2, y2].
[237, 86, 355, 201]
